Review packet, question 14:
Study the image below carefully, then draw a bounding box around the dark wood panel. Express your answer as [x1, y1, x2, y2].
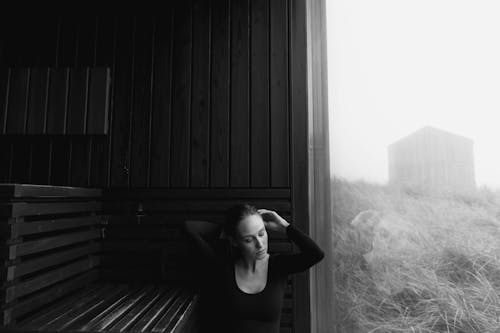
[75, 16, 97, 67]
[170, 1, 193, 187]
[26, 68, 49, 134]
[10, 138, 31, 183]
[270, 0, 290, 187]
[130, 18, 154, 187]
[230, 0, 250, 187]
[69, 136, 90, 186]
[0, 139, 12, 182]
[50, 138, 71, 185]
[29, 136, 51, 184]
[87, 67, 110, 134]
[109, 17, 135, 187]
[57, 17, 78, 67]
[5, 68, 29, 134]
[89, 136, 108, 187]
[210, 0, 231, 187]
[95, 16, 115, 67]
[67, 68, 89, 134]
[251, 0, 271, 187]
[150, 11, 173, 187]
[190, 0, 211, 187]
[46, 68, 69, 134]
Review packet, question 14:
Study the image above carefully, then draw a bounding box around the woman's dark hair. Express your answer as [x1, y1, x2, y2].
[223, 203, 259, 239]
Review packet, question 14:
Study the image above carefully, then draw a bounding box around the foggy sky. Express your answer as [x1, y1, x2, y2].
[327, 0, 500, 190]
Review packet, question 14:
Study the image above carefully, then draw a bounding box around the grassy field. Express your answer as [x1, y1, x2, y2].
[332, 178, 500, 333]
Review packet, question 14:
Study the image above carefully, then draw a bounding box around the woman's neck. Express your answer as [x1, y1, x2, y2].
[236, 254, 269, 273]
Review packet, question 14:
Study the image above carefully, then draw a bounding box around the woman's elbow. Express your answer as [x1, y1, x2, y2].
[315, 249, 325, 263]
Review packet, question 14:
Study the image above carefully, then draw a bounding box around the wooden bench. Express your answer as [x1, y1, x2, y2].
[1, 185, 295, 333]
[0, 184, 199, 333]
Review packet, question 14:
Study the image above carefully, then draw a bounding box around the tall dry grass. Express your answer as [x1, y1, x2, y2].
[332, 178, 500, 333]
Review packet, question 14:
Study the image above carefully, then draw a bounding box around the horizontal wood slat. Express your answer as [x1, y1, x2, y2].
[0, 184, 102, 198]
[4, 256, 100, 302]
[104, 201, 291, 214]
[105, 188, 291, 199]
[6, 242, 101, 280]
[1, 201, 102, 218]
[9, 229, 101, 259]
[10, 216, 102, 237]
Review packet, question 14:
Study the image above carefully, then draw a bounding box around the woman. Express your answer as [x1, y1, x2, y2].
[182, 203, 325, 333]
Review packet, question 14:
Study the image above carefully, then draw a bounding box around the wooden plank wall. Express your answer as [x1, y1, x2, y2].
[0, 3, 292, 189]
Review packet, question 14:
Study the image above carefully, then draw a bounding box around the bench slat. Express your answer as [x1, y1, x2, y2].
[108, 286, 169, 332]
[129, 287, 180, 332]
[50, 285, 132, 331]
[152, 289, 193, 333]
[80, 286, 151, 331]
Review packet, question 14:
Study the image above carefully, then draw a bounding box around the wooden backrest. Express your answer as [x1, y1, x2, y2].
[0, 184, 104, 326]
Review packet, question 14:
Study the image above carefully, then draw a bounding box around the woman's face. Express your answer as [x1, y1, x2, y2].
[234, 214, 268, 260]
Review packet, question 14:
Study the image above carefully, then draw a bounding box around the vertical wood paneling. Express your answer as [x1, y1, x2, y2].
[27, 68, 49, 134]
[0, 7, 296, 192]
[210, 0, 231, 187]
[170, 1, 193, 187]
[67, 68, 89, 134]
[87, 68, 110, 134]
[46, 68, 69, 134]
[0, 68, 9, 134]
[91, 16, 115, 187]
[190, 0, 211, 187]
[5, 68, 29, 134]
[250, 0, 270, 187]
[230, 0, 250, 187]
[130, 18, 154, 187]
[151, 11, 173, 187]
[270, 0, 290, 187]
[110, 17, 135, 187]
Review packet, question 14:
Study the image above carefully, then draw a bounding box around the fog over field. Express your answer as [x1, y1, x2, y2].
[327, 0, 500, 190]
